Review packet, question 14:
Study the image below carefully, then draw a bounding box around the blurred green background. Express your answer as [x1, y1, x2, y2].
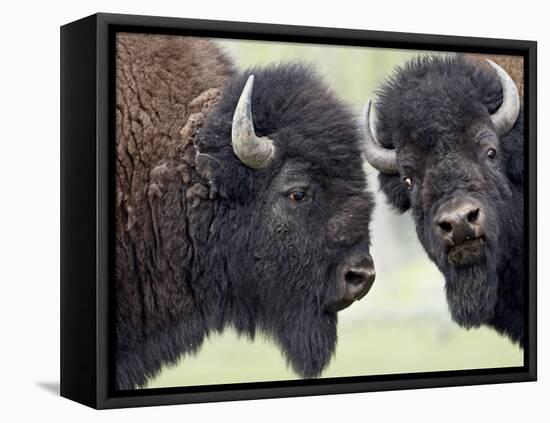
[146, 38, 523, 389]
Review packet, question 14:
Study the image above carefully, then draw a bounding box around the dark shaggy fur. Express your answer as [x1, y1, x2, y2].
[116, 34, 373, 390]
[372, 55, 524, 344]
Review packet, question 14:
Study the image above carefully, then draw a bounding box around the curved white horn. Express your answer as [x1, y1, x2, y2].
[361, 99, 398, 174]
[486, 60, 521, 136]
[231, 75, 274, 169]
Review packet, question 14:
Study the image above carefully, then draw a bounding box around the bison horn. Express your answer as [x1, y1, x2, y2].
[487, 59, 520, 137]
[361, 99, 398, 174]
[231, 75, 274, 169]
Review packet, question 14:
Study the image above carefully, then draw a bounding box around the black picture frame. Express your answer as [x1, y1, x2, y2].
[60, 12, 537, 409]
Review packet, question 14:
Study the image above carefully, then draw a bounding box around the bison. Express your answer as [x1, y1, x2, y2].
[361, 55, 524, 345]
[116, 33, 375, 390]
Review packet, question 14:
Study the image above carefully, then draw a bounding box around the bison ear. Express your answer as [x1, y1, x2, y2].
[378, 173, 410, 213]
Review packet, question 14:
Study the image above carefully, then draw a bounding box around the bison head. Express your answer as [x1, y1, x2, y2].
[196, 64, 375, 377]
[362, 55, 523, 330]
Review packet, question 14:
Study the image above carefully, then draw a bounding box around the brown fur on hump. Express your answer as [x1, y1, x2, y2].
[115, 33, 233, 344]
[464, 54, 524, 98]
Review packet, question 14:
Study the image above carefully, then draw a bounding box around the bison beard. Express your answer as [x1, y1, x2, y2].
[445, 248, 498, 327]
[265, 302, 338, 378]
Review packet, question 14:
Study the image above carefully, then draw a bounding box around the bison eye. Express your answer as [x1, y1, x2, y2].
[487, 148, 497, 160]
[403, 177, 413, 190]
[289, 189, 306, 203]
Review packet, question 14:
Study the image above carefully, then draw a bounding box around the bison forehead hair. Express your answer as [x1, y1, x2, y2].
[197, 63, 368, 199]
[370, 54, 524, 345]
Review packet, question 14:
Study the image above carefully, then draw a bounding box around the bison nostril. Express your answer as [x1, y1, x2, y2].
[343, 264, 376, 301]
[345, 270, 365, 286]
[339, 257, 376, 305]
[467, 208, 480, 223]
[345, 265, 376, 287]
[438, 221, 453, 233]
